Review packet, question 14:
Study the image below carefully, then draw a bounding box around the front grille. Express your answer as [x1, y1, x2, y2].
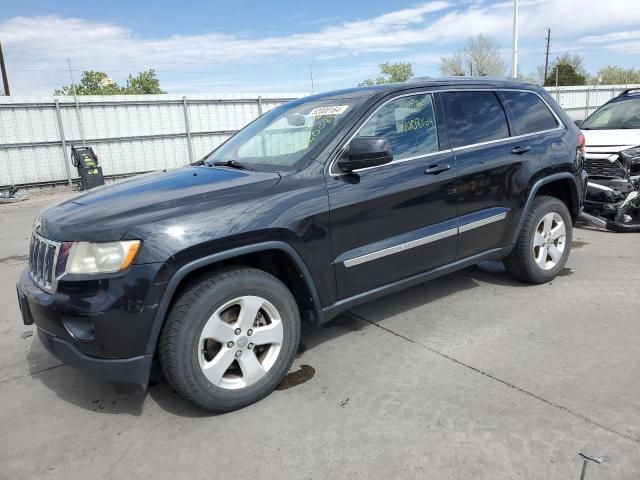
[584, 158, 627, 179]
[29, 233, 61, 292]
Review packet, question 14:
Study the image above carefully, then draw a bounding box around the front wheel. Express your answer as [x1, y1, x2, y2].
[159, 267, 301, 412]
[504, 195, 573, 284]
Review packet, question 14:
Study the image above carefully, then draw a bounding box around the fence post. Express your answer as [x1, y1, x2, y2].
[54, 99, 73, 186]
[584, 88, 590, 119]
[257, 95, 263, 116]
[182, 96, 194, 164]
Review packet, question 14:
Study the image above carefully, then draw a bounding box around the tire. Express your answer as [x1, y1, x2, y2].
[159, 267, 301, 412]
[504, 195, 573, 284]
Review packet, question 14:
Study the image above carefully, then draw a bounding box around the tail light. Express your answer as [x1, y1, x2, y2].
[578, 133, 586, 155]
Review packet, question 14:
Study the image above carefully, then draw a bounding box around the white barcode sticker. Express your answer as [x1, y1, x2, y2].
[308, 105, 350, 116]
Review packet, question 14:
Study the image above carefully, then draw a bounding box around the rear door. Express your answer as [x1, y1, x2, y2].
[326, 92, 458, 300]
[441, 90, 544, 259]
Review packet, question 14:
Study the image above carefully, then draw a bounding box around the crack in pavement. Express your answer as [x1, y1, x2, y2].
[345, 311, 640, 446]
[0, 363, 64, 385]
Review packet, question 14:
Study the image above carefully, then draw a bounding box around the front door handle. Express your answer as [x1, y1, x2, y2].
[511, 145, 532, 155]
[424, 164, 451, 175]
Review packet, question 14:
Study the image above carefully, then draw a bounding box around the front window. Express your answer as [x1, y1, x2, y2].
[581, 97, 640, 130]
[205, 97, 362, 171]
[355, 93, 439, 161]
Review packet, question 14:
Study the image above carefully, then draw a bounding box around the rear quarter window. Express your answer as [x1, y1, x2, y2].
[443, 91, 510, 148]
[501, 91, 559, 135]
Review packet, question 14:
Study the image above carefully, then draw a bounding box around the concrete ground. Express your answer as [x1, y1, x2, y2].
[1, 190, 639, 480]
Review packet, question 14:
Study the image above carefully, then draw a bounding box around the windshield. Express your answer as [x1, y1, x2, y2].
[204, 97, 363, 171]
[581, 96, 640, 130]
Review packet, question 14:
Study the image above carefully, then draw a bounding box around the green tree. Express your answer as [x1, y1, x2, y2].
[593, 65, 640, 85]
[55, 69, 165, 95]
[359, 62, 413, 86]
[123, 69, 166, 94]
[55, 70, 122, 95]
[544, 62, 587, 86]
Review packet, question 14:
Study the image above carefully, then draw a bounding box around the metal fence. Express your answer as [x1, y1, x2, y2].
[543, 84, 640, 121]
[1, 84, 638, 188]
[0, 93, 304, 188]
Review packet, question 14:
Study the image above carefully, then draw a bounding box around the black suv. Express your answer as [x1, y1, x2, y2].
[17, 78, 587, 411]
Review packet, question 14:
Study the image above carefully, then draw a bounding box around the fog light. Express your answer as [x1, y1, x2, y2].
[62, 317, 95, 342]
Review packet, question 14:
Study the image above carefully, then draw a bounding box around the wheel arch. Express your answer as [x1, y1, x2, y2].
[144, 241, 321, 355]
[510, 173, 580, 245]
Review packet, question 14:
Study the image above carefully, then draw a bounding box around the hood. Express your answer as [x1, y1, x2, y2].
[582, 128, 640, 159]
[38, 166, 281, 241]
[582, 128, 640, 148]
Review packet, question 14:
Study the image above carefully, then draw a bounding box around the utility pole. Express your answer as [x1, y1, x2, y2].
[543, 28, 551, 85]
[511, 0, 519, 77]
[309, 64, 315, 94]
[0, 41, 10, 96]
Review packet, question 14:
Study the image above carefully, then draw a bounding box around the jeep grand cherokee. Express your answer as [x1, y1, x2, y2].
[17, 78, 587, 412]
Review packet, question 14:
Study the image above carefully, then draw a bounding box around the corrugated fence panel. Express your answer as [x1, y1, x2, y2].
[544, 84, 640, 121]
[0, 93, 304, 187]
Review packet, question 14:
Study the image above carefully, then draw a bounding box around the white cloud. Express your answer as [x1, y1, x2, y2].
[1, 0, 640, 93]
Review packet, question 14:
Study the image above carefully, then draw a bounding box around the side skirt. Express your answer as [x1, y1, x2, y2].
[316, 245, 514, 324]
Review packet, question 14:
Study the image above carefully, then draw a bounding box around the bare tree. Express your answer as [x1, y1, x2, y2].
[465, 34, 506, 76]
[440, 35, 506, 77]
[440, 51, 465, 76]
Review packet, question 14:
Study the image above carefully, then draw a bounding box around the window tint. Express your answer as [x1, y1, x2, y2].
[501, 91, 558, 135]
[355, 94, 438, 161]
[443, 91, 509, 148]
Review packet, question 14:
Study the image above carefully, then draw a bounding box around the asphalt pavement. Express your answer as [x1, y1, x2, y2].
[1, 189, 639, 479]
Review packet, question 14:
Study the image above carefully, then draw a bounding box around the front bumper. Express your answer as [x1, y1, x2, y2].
[16, 264, 169, 385]
[38, 328, 153, 385]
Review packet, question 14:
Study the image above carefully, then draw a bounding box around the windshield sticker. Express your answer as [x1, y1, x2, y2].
[308, 105, 350, 116]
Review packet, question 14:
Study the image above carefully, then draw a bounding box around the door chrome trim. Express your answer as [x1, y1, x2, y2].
[343, 209, 509, 268]
[343, 227, 457, 268]
[458, 212, 508, 233]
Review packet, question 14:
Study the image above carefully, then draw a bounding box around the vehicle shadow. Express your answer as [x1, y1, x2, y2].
[27, 262, 526, 418]
[27, 341, 147, 416]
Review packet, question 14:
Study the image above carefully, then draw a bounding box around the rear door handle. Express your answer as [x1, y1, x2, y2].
[511, 145, 532, 155]
[424, 164, 451, 175]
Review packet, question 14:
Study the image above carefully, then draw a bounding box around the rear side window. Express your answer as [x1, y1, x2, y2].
[443, 91, 509, 148]
[355, 93, 438, 161]
[501, 91, 558, 135]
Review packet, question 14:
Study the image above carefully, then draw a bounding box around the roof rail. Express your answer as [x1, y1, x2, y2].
[619, 88, 640, 96]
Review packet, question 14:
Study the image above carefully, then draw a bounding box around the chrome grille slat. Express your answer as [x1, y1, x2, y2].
[28, 233, 61, 292]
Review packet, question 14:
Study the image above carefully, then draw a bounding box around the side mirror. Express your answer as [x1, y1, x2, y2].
[574, 120, 583, 127]
[338, 136, 393, 172]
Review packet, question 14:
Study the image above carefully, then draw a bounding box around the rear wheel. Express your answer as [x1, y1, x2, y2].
[504, 195, 572, 284]
[159, 267, 300, 412]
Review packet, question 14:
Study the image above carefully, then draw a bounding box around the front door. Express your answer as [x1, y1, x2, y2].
[326, 92, 458, 300]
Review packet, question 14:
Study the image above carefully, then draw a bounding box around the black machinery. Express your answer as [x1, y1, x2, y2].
[71, 146, 105, 191]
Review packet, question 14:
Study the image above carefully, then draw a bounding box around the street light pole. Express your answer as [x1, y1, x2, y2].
[511, 0, 519, 78]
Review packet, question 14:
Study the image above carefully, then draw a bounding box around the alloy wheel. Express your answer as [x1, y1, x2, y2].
[532, 212, 566, 270]
[198, 295, 283, 390]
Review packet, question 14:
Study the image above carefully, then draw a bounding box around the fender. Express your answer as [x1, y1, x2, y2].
[510, 172, 581, 245]
[143, 241, 322, 355]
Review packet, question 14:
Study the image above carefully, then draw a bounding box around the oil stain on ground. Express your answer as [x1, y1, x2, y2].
[277, 365, 315, 390]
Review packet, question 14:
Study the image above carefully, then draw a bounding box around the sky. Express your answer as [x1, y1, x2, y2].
[1, 0, 639, 95]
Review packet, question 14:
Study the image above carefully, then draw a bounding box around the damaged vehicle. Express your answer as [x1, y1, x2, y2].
[579, 88, 640, 232]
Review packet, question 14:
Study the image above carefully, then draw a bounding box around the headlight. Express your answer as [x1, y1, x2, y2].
[62, 240, 141, 275]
